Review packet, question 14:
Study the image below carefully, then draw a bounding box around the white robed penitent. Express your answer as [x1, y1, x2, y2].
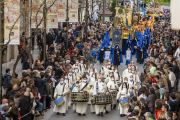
[53, 83, 69, 113]
[72, 86, 79, 111]
[91, 81, 107, 115]
[76, 81, 88, 115]
[117, 84, 129, 115]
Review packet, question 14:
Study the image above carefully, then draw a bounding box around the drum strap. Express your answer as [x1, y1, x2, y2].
[80, 82, 88, 91]
[118, 72, 120, 79]
[62, 84, 66, 95]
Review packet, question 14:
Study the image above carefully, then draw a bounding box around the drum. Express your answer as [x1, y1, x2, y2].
[71, 91, 89, 102]
[92, 93, 112, 105]
[54, 97, 65, 107]
[110, 91, 117, 97]
[119, 97, 128, 107]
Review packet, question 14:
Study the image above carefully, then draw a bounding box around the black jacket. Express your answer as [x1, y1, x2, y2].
[140, 106, 150, 117]
[23, 62, 30, 70]
[34, 76, 50, 95]
[46, 33, 54, 45]
[19, 96, 31, 120]
[128, 102, 140, 112]
[54, 67, 64, 79]
[173, 65, 179, 79]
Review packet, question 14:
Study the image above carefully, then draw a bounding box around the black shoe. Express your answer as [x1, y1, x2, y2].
[92, 112, 95, 114]
[57, 112, 60, 115]
[114, 105, 116, 109]
[120, 114, 123, 117]
[97, 113, 100, 116]
[101, 112, 104, 117]
[39, 112, 44, 116]
[106, 110, 109, 113]
[82, 114, 86, 116]
[77, 113, 81, 116]
[63, 113, 66, 116]
[74, 110, 76, 113]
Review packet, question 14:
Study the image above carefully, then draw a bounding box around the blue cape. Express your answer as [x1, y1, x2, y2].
[111, 46, 123, 64]
[123, 34, 134, 52]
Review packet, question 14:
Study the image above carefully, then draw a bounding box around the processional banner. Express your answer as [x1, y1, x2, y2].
[112, 29, 122, 49]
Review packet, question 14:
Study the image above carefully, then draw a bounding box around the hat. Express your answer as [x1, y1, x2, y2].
[144, 112, 152, 117]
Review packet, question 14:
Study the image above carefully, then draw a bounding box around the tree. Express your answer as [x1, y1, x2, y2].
[158, 0, 170, 5]
[142, 0, 170, 5]
[110, 0, 124, 17]
[141, 0, 152, 4]
[0, 0, 57, 83]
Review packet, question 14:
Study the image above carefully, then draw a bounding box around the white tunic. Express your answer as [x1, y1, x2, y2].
[64, 78, 72, 109]
[100, 66, 109, 79]
[114, 72, 122, 82]
[76, 82, 88, 114]
[91, 81, 107, 114]
[122, 69, 128, 79]
[79, 63, 86, 73]
[68, 74, 75, 84]
[104, 51, 111, 61]
[72, 86, 79, 111]
[89, 77, 96, 86]
[117, 84, 129, 115]
[53, 83, 69, 113]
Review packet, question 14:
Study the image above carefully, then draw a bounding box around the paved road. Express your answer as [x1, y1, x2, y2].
[43, 55, 144, 120]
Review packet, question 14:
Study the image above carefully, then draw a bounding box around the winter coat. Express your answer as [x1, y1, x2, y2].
[3, 73, 11, 89]
[19, 96, 31, 120]
[34, 76, 50, 95]
[146, 93, 156, 109]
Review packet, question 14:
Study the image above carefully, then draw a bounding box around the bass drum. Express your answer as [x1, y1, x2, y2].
[92, 93, 112, 105]
[71, 91, 89, 102]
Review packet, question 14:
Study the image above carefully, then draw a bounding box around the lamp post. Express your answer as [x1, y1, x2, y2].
[103, 0, 105, 23]
[43, 0, 47, 64]
[0, 0, 3, 104]
[66, 0, 69, 48]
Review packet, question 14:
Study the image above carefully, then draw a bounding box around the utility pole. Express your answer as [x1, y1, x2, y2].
[116, 0, 117, 7]
[43, 0, 47, 64]
[91, 0, 94, 18]
[85, 0, 88, 35]
[103, 0, 105, 23]
[29, 0, 32, 68]
[0, 0, 3, 103]
[123, 0, 125, 7]
[66, 0, 69, 49]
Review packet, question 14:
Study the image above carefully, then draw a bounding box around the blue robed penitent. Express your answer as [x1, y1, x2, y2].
[111, 46, 123, 64]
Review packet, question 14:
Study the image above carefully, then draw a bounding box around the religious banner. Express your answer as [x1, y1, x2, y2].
[4, 0, 20, 45]
[132, 13, 140, 25]
[69, 0, 78, 22]
[112, 29, 122, 49]
[31, 0, 43, 28]
[47, 0, 58, 28]
[57, 0, 66, 22]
